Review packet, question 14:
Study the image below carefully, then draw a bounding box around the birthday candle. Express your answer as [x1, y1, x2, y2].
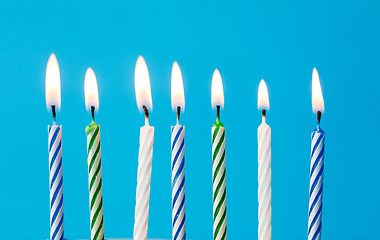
[45, 53, 64, 240]
[133, 56, 155, 240]
[84, 68, 104, 240]
[171, 61, 186, 240]
[257, 80, 271, 240]
[211, 69, 227, 240]
[308, 68, 325, 240]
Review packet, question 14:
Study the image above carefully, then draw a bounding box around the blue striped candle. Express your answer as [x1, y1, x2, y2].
[48, 124, 64, 240]
[308, 68, 325, 240]
[170, 61, 186, 240]
[171, 123, 186, 240]
[308, 124, 325, 240]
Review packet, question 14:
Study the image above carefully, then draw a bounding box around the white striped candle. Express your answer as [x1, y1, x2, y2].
[134, 56, 154, 240]
[133, 112, 154, 240]
[257, 80, 271, 240]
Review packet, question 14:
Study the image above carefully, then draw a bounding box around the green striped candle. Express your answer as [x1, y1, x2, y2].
[86, 120, 104, 240]
[212, 109, 227, 240]
[211, 69, 227, 240]
[84, 68, 104, 240]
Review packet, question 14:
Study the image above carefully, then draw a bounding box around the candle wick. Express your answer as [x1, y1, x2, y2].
[262, 109, 266, 123]
[317, 111, 322, 125]
[216, 105, 220, 121]
[91, 106, 95, 122]
[143, 105, 150, 125]
[177, 106, 181, 124]
[51, 105, 57, 125]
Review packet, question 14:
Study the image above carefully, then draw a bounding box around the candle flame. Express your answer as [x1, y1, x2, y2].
[45, 53, 61, 111]
[211, 69, 224, 109]
[312, 68, 325, 113]
[171, 61, 185, 111]
[258, 79, 270, 110]
[135, 56, 153, 112]
[84, 68, 99, 111]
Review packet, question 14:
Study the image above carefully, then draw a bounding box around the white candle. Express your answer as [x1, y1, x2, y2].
[171, 61, 186, 240]
[133, 56, 154, 240]
[257, 79, 271, 240]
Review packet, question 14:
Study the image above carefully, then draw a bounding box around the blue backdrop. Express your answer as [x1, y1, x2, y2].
[0, 0, 379, 239]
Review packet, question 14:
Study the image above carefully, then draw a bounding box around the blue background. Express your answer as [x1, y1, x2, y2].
[0, 0, 379, 239]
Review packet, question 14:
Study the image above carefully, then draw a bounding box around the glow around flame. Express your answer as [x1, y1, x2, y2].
[258, 79, 270, 110]
[171, 61, 185, 111]
[84, 68, 99, 111]
[211, 69, 224, 109]
[312, 68, 325, 113]
[45, 53, 61, 110]
[135, 56, 153, 112]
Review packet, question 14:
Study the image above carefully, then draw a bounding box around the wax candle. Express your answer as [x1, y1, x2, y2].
[211, 69, 227, 240]
[171, 61, 186, 240]
[84, 68, 104, 240]
[257, 79, 271, 240]
[133, 56, 154, 240]
[45, 53, 64, 240]
[308, 68, 325, 240]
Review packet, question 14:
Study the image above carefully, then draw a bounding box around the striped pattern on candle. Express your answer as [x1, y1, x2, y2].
[258, 123, 271, 240]
[171, 125, 186, 240]
[308, 127, 325, 240]
[212, 125, 227, 240]
[86, 122, 104, 240]
[48, 125, 64, 240]
[134, 126, 154, 240]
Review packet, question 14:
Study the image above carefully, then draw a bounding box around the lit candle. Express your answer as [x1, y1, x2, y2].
[45, 53, 64, 240]
[170, 61, 186, 240]
[84, 68, 104, 240]
[211, 69, 227, 240]
[308, 68, 325, 240]
[133, 56, 154, 240]
[257, 79, 271, 240]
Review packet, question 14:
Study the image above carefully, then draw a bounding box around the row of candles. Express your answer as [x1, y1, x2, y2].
[45, 53, 325, 240]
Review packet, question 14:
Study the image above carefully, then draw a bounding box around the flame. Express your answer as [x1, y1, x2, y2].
[135, 56, 153, 111]
[312, 68, 325, 113]
[171, 61, 185, 111]
[257, 79, 270, 110]
[45, 53, 61, 110]
[84, 68, 99, 111]
[211, 69, 224, 109]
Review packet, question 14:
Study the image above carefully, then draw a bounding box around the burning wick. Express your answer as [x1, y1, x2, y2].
[177, 106, 181, 123]
[91, 106, 95, 121]
[143, 105, 150, 125]
[51, 105, 56, 124]
[216, 105, 220, 120]
[317, 111, 322, 125]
